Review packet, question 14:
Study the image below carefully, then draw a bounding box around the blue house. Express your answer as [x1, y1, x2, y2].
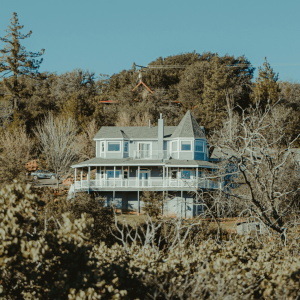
[71, 110, 220, 217]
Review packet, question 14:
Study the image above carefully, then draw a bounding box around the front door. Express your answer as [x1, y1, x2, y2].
[139, 170, 150, 187]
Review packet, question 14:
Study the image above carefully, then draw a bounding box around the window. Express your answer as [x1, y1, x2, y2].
[108, 142, 120, 151]
[195, 153, 205, 160]
[195, 140, 204, 152]
[181, 170, 191, 179]
[181, 141, 191, 151]
[172, 141, 178, 151]
[163, 141, 168, 150]
[107, 170, 120, 178]
[102, 142, 105, 152]
[124, 141, 128, 152]
[107, 171, 114, 179]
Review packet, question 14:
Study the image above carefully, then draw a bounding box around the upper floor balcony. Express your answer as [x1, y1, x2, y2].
[133, 150, 172, 160]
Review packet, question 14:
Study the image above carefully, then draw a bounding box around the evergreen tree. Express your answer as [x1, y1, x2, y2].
[251, 57, 279, 107]
[0, 12, 44, 109]
[178, 54, 254, 132]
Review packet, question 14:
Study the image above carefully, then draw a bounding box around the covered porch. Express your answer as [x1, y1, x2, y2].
[73, 165, 222, 192]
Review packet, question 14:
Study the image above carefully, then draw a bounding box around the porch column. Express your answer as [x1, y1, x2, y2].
[99, 166, 101, 187]
[163, 165, 165, 187]
[74, 168, 77, 187]
[80, 169, 83, 189]
[166, 166, 168, 186]
[165, 190, 168, 217]
[138, 166, 140, 187]
[121, 166, 123, 187]
[88, 165, 90, 194]
[181, 190, 183, 218]
[196, 190, 198, 216]
[114, 166, 116, 187]
[128, 166, 130, 187]
[138, 190, 140, 215]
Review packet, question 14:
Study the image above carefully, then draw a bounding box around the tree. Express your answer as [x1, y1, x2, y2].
[209, 101, 300, 236]
[0, 12, 44, 109]
[178, 54, 254, 133]
[141, 190, 164, 218]
[0, 125, 33, 185]
[34, 114, 83, 188]
[251, 57, 279, 107]
[76, 119, 98, 162]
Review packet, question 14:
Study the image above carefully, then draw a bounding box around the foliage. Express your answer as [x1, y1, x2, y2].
[141, 190, 164, 218]
[0, 12, 44, 110]
[1, 182, 300, 299]
[0, 125, 33, 185]
[251, 57, 279, 107]
[34, 114, 83, 187]
[209, 101, 300, 235]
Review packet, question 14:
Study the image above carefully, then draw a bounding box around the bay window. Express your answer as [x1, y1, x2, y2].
[108, 142, 120, 152]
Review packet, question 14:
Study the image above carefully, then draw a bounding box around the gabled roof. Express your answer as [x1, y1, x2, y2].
[171, 110, 206, 139]
[94, 126, 177, 139]
[94, 111, 206, 140]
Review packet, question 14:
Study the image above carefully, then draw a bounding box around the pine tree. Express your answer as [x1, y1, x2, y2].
[0, 12, 44, 109]
[251, 57, 279, 107]
[60, 94, 89, 129]
[179, 54, 254, 132]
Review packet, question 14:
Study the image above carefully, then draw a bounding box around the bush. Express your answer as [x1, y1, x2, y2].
[141, 190, 163, 218]
[1, 182, 300, 299]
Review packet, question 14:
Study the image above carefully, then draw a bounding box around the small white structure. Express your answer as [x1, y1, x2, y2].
[237, 222, 267, 235]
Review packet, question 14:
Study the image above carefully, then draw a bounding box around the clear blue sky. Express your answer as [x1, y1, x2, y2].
[1, 0, 299, 81]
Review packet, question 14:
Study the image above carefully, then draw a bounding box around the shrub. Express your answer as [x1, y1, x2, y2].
[141, 190, 163, 218]
[1, 182, 300, 299]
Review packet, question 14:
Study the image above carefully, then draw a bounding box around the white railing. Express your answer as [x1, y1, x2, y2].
[74, 178, 222, 190]
[133, 150, 172, 160]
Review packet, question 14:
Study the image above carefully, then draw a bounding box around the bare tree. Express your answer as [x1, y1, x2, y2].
[77, 119, 98, 161]
[34, 114, 83, 188]
[209, 99, 300, 236]
[0, 125, 33, 184]
[115, 111, 131, 126]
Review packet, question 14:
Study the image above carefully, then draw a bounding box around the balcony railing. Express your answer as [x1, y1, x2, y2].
[133, 150, 172, 160]
[74, 178, 222, 190]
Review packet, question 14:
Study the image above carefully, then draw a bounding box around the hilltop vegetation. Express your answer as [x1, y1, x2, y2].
[1, 12, 300, 300]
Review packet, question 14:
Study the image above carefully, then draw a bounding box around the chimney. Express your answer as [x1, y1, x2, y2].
[149, 120, 151, 128]
[158, 113, 164, 158]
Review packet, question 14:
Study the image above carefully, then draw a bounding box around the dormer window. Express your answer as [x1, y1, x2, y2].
[181, 141, 191, 151]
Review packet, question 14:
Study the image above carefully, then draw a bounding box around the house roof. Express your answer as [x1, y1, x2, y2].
[94, 126, 177, 139]
[171, 110, 206, 139]
[72, 157, 216, 168]
[94, 110, 206, 140]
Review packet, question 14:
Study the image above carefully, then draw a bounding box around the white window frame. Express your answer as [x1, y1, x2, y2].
[107, 141, 121, 152]
[137, 142, 152, 159]
[171, 140, 178, 152]
[180, 140, 192, 152]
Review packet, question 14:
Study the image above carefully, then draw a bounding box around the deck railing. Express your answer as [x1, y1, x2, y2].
[133, 150, 172, 160]
[74, 178, 222, 190]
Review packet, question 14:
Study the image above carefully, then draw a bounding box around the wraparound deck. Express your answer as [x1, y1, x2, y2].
[74, 177, 222, 191]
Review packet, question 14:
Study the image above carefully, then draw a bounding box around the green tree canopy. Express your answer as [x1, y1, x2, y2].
[0, 12, 44, 109]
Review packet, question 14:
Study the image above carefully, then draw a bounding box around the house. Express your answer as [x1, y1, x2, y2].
[71, 110, 221, 217]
